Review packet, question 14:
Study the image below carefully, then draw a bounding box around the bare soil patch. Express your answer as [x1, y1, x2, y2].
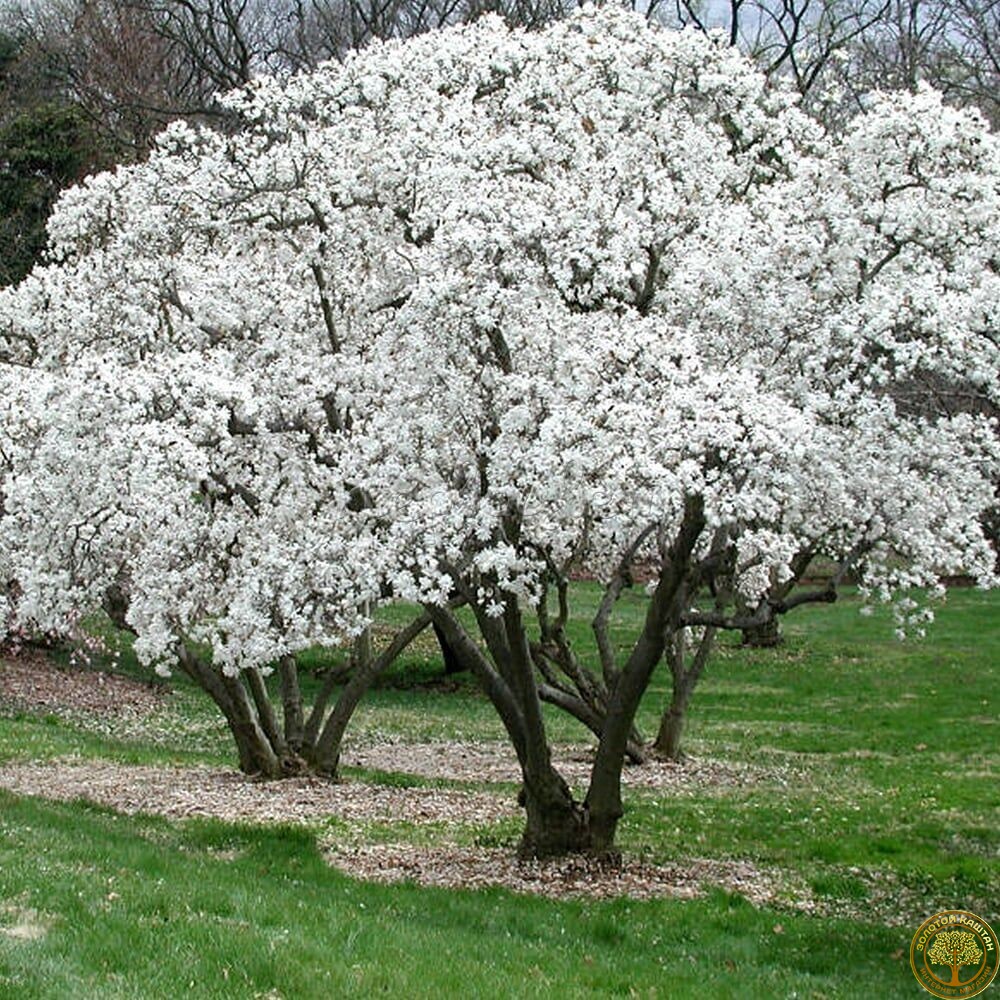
[0, 759, 515, 825]
[0, 653, 169, 721]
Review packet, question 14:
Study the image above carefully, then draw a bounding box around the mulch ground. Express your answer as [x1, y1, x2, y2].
[0, 652, 810, 905]
[321, 842, 794, 904]
[346, 738, 799, 792]
[0, 758, 515, 825]
[0, 652, 169, 720]
[0, 756, 805, 906]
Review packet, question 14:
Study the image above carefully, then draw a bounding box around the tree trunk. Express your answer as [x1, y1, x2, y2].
[426, 604, 604, 855]
[433, 621, 466, 674]
[585, 496, 706, 851]
[310, 654, 376, 777]
[309, 613, 435, 778]
[301, 661, 353, 751]
[177, 648, 316, 779]
[246, 667, 286, 755]
[221, 673, 283, 778]
[584, 582, 681, 846]
[653, 696, 688, 761]
[177, 648, 276, 776]
[653, 624, 717, 762]
[229, 720, 282, 777]
[246, 667, 311, 775]
[278, 655, 304, 751]
[519, 770, 593, 858]
[101, 583, 131, 632]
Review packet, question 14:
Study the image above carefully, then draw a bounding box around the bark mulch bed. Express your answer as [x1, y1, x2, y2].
[0, 653, 169, 721]
[345, 739, 800, 792]
[0, 756, 810, 906]
[0, 759, 516, 826]
[322, 842, 799, 906]
[0, 752, 940, 919]
[0, 653, 811, 904]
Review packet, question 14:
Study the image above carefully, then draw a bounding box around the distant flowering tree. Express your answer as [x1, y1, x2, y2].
[1, 8, 997, 852]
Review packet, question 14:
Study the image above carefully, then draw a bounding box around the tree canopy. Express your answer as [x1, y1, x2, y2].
[1, 7, 997, 852]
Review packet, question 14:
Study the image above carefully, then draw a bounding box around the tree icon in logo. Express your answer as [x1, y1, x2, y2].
[927, 930, 984, 987]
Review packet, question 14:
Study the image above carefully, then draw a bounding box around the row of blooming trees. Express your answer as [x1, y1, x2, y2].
[1, 8, 997, 854]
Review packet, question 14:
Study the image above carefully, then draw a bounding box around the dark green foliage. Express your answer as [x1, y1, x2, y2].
[0, 101, 101, 285]
[0, 29, 107, 286]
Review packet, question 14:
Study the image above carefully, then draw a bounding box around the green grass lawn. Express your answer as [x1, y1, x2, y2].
[0, 586, 997, 998]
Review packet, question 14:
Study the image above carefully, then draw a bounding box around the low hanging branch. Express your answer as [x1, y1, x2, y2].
[681, 541, 870, 631]
[654, 539, 875, 761]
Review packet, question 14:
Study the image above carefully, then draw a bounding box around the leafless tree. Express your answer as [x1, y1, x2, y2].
[666, 0, 998, 125]
[848, 0, 998, 123]
[3, 0, 576, 156]
[667, 0, 890, 101]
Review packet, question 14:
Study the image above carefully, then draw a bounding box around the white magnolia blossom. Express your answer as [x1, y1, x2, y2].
[0, 7, 996, 676]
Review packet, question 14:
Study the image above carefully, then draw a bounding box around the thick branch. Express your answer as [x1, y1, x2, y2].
[538, 685, 647, 765]
[586, 495, 706, 832]
[302, 660, 355, 750]
[312, 612, 435, 771]
[592, 524, 657, 688]
[681, 587, 837, 629]
[246, 666, 287, 756]
[427, 605, 527, 765]
[278, 654, 304, 751]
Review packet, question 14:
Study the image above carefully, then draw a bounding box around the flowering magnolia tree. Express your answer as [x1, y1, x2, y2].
[1, 8, 998, 853]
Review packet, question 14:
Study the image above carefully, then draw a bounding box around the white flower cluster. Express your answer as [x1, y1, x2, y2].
[0, 8, 996, 671]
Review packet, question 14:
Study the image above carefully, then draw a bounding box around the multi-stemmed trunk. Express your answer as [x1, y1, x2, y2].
[531, 534, 659, 767]
[428, 601, 594, 856]
[740, 617, 782, 648]
[662, 547, 861, 765]
[738, 550, 818, 648]
[653, 698, 687, 761]
[429, 496, 706, 856]
[175, 614, 432, 779]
